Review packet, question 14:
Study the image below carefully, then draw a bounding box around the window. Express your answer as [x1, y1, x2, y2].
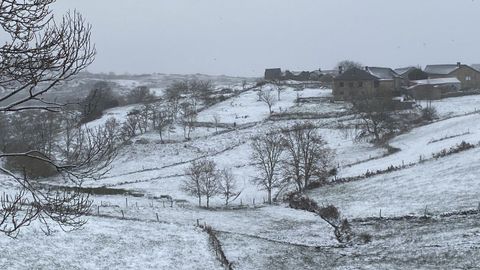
[358, 82, 363, 87]
[339, 82, 344, 87]
[466, 76, 472, 81]
[374, 81, 380, 88]
[339, 91, 344, 95]
[349, 82, 354, 87]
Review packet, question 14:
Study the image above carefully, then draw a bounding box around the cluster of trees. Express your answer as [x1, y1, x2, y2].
[80, 82, 156, 123]
[117, 99, 196, 142]
[183, 159, 240, 208]
[79, 79, 218, 143]
[251, 122, 335, 204]
[165, 79, 216, 109]
[1, 110, 119, 179]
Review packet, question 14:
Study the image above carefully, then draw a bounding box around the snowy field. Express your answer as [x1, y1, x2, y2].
[417, 95, 480, 119]
[0, 217, 220, 270]
[310, 146, 480, 218]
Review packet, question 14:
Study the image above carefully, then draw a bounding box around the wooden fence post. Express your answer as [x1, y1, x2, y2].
[125, 197, 128, 208]
[121, 210, 125, 219]
[156, 213, 159, 222]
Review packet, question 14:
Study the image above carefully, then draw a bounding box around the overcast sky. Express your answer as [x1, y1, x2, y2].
[53, 0, 480, 77]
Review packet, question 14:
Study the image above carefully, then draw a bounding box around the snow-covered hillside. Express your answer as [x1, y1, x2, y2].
[3, 78, 480, 269]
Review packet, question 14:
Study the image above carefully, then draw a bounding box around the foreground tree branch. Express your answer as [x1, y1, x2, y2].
[0, 0, 104, 237]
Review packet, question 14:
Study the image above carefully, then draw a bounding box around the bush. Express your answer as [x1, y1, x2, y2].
[126, 86, 155, 104]
[358, 232, 372, 244]
[421, 106, 438, 121]
[318, 205, 340, 222]
[334, 219, 354, 243]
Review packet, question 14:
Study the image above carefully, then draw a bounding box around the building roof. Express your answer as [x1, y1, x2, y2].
[471, 64, 480, 72]
[412, 77, 461, 85]
[424, 64, 460, 75]
[366, 67, 400, 80]
[394, 67, 416, 76]
[334, 67, 379, 81]
[320, 69, 339, 76]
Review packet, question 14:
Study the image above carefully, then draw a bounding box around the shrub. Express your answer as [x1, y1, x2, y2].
[421, 106, 438, 121]
[358, 232, 373, 244]
[318, 205, 340, 222]
[334, 219, 354, 243]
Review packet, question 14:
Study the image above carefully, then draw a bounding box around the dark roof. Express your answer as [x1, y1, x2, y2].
[334, 67, 379, 81]
[424, 64, 460, 75]
[366, 67, 401, 80]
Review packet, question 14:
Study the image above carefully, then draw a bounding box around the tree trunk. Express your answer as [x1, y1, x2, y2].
[198, 195, 202, 207]
[267, 189, 272, 204]
[206, 196, 210, 208]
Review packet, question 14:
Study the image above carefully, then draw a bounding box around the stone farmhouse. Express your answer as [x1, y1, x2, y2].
[424, 62, 480, 89]
[332, 67, 402, 101]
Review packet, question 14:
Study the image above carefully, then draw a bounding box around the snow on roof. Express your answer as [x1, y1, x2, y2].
[412, 77, 461, 85]
[394, 67, 415, 76]
[424, 65, 459, 75]
[471, 64, 480, 72]
[335, 67, 379, 81]
[366, 67, 400, 80]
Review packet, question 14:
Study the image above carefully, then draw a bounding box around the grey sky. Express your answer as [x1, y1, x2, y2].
[53, 0, 480, 77]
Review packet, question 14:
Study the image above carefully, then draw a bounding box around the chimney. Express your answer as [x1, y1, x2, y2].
[365, 66, 369, 71]
[339, 66, 343, 74]
[457, 62, 461, 67]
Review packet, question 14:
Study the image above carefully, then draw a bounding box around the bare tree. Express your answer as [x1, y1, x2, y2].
[121, 110, 141, 139]
[242, 80, 247, 90]
[179, 102, 197, 140]
[0, 1, 115, 236]
[183, 160, 204, 207]
[218, 168, 239, 206]
[251, 131, 285, 204]
[183, 159, 220, 208]
[281, 122, 333, 191]
[153, 104, 173, 142]
[126, 86, 154, 104]
[351, 97, 396, 143]
[164, 81, 185, 119]
[258, 89, 277, 114]
[212, 113, 220, 133]
[199, 160, 220, 208]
